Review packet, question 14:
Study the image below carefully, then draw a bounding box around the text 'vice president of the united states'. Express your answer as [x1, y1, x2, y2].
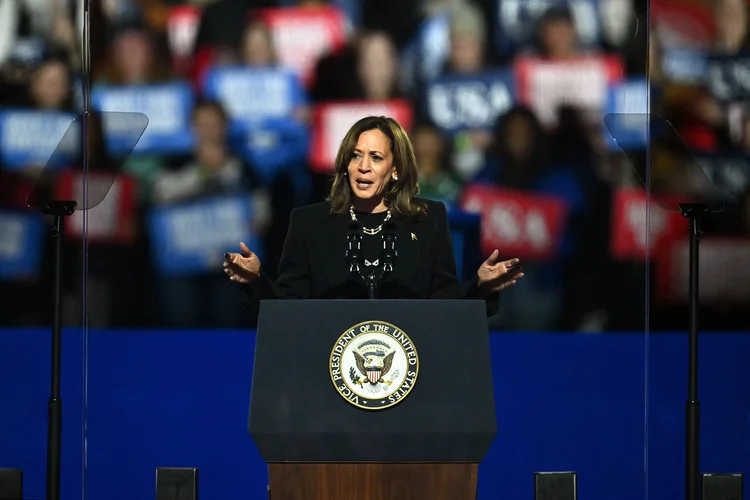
[223, 116, 524, 317]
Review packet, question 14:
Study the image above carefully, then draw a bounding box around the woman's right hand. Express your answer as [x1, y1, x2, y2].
[224, 242, 261, 284]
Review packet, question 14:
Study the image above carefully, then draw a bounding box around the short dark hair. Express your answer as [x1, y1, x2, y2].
[191, 99, 229, 123]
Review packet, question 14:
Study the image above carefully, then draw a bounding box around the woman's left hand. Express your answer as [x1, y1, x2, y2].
[476, 250, 524, 293]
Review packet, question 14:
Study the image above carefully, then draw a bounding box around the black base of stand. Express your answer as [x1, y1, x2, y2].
[42, 201, 76, 500]
[678, 203, 708, 500]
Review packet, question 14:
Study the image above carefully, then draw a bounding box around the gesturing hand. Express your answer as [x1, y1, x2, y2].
[224, 242, 262, 284]
[476, 250, 524, 293]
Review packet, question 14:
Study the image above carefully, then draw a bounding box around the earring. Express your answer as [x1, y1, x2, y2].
[393, 175, 398, 181]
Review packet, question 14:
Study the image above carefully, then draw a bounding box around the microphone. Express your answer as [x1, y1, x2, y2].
[345, 222, 364, 277]
[380, 222, 398, 275]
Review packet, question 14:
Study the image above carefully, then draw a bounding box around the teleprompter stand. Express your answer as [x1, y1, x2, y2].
[679, 203, 708, 500]
[249, 300, 497, 500]
[27, 2, 149, 498]
[42, 201, 77, 500]
[605, 112, 726, 500]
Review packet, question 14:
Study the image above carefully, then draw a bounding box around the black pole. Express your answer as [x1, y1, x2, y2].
[679, 202, 707, 500]
[42, 201, 76, 500]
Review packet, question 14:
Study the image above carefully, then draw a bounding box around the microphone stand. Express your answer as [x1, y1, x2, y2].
[365, 274, 378, 300]
[679, 203, 708, 500]
[345, 226, 397, 301]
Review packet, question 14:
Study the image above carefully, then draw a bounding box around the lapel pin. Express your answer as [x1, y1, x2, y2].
[411, 232, 418, 241]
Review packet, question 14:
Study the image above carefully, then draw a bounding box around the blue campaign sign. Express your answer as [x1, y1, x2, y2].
[204, 66, 310, 180]
[147, 194, 262, 276]
[705, 55, 750, 102]
[238, 118, 310, 184]
[0, 211, 45, 279]
[425, 71, 515, 133]
[661, 49, 707, 84]
[91, 82, 194, 154]
[495, 0, 601, 56]
[399, 13, 451, 93]
[203, 66, 307, 128]
[0, 110, 77, 170]
[603, 79, 649, 150]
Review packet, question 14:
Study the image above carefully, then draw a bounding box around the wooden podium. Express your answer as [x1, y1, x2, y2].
[249, 300, 496, 500]
[267, 464, 478, 499]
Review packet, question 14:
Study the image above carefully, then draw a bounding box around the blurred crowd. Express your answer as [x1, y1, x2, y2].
[0, 0, 749, 331]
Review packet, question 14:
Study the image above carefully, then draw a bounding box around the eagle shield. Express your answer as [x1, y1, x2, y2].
[353, 339, 395, 385]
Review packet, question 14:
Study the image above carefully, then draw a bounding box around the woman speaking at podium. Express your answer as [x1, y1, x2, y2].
[224, 116, 523, 317]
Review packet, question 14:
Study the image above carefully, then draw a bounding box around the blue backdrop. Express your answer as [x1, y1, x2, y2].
[1, 328, 748, 500]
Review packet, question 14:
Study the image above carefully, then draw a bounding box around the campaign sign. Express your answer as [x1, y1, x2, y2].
[603, 79, 649, 150]
[308, 100, 413, 173]
[425, 70, 515, 133]
[278, 0, 359, 24]
[167, 5, 202, 61]
[203, 66, 307, 128]
[657, 237, 750, 304]
[661, 49, 707, 84]
[459, 184, 570, 261]
[240, 118, 310, 184]
[0, 211, 45, 279]
[705, 55, 750, 103]
[55, 171, 138, 244]
[495, 0, 602, 56]
[609, 188, 686, 261]
[515, 55, 624, 127]
[0, 110, 77, 170]
[91, 83, 193, 154]
[399, 13, 451, 93]
[253, 6, 347, 87]
[148, 194, 261, 276]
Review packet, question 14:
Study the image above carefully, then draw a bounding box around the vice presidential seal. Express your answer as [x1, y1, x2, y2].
[329, 320, 419, 410]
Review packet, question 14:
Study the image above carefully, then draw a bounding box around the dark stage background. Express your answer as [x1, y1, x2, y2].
[1, 328, 748, 499]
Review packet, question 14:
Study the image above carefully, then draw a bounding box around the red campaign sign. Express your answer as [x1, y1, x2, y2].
[458, 184, 570, 261]
[253, 6, 347, 87]
[167, 6, 202, 60]
[656, 237, 750, 304]
[514, 55, 624, 128]
[651, 0, 715, 49]
[55, 171, 138, 244]
[308, 100, 413, 174]
[610, 188, 686, 261]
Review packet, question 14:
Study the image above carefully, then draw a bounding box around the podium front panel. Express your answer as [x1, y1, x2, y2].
[249, 299, 496, 463]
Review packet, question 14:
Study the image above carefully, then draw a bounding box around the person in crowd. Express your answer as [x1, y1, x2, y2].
[411, 121, 461, 207]
[99, 23, 172, 85]
[355, 30, 401, 101]
[153, 99, 271, 327]
[223, 115, 523, 319]
[24, 53, 74, 110]
[713, 0, 749, 56]
[242, 20, 276, 67]
[439, 2, 493, 180]
[533, 5, 585, 61]
[95, 22, 176, 207]
[473, 106, 587, 331]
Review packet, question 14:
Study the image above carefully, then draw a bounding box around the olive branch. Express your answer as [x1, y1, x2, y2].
[349, 366, 364, 387]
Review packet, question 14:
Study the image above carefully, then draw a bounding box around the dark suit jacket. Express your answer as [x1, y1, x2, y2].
[239, 199, 499, 317]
